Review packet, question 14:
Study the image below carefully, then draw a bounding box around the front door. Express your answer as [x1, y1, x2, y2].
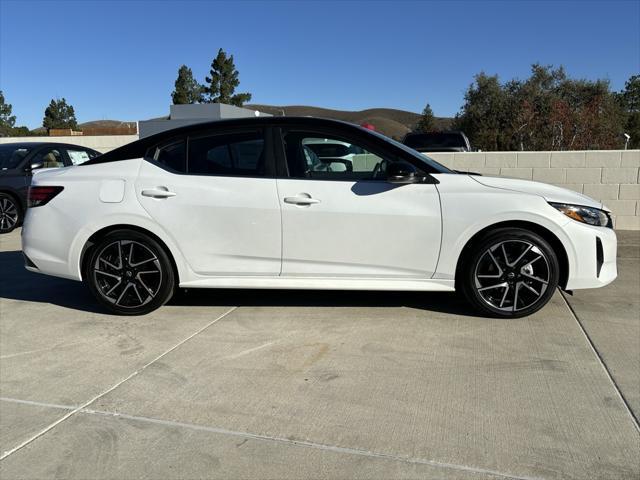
[136, 129, 281, 276]
[276, 129, 441, 278]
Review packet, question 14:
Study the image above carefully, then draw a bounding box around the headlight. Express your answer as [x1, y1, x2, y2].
[550, 203, 612, 227]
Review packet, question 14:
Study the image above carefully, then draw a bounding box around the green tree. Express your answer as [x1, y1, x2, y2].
[454, 64, 626, 151]
[43, 98, 78, 131]
[620, 75, 640, 149]
[414, 103, 436, 132]
[0, 90, 17, 137]
[203, 48, 252, 106]
[171, 65, 204, 104]
[453, 72, 510, 151]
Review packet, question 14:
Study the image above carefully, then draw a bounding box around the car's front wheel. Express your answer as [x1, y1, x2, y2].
[459, 228, 560, 318]
[0, 193, 21, 234]
[85, 230, 175, 315]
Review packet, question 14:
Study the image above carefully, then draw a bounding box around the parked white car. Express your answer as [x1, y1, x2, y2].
[22, 117, 617, 317]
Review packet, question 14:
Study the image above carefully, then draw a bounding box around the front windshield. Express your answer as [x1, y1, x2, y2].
[362, 128, 453, 174]
[0, 145, 31, 170]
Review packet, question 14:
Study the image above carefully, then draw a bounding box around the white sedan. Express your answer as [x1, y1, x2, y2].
[21, 117, 616, 317]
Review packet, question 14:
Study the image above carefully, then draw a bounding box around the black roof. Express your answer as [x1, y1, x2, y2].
[0, 141, 100, 151]
[86, 116, 379, 165]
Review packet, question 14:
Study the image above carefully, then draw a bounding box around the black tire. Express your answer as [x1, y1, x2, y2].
[458, 228, 559, 318]
[0, 193, 22, 234]
[84, 229, 175, 315]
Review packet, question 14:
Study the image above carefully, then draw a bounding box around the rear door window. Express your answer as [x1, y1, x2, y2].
[187, 130, 265, 176]
[33, 148, 65, 168]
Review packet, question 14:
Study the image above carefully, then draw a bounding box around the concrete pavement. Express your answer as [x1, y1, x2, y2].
[1, 229, 638, 479]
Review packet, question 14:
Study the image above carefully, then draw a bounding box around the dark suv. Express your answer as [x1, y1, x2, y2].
[0, 142, 100, 233]
[402, 131, 471, 152]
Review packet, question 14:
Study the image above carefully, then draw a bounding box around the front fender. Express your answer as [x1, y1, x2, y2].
[434, 192, 578, 282]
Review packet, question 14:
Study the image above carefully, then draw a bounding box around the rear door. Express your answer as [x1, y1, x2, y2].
[136, 127, 282, 276]
[276, 128, 442, 278]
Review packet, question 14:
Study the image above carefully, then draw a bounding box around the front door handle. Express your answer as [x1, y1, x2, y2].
[141, 188, 176, 198]
[284, 194, 321, 206]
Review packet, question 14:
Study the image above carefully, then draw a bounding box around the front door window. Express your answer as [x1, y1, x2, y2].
[284, 132, 390, 181]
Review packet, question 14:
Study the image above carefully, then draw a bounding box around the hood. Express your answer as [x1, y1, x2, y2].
[471, 175, 604, 210]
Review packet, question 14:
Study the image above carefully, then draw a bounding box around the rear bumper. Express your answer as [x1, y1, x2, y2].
[21, 204, 83, 281]
[564, 222, 617, 290]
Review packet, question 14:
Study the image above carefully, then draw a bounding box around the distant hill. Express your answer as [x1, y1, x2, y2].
[79, 120, 137, 129]
[26, 107, 452, 139]
[31, 120, 136, 135]
[247, 105, 453, 139]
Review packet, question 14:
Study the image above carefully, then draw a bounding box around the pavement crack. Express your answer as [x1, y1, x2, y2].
[0, 395, 545, 479]
[0, 306, 238, 461]
[76, 408, 543, 480]
[560, 292, 640, 434]
[0, 397, 76, 411]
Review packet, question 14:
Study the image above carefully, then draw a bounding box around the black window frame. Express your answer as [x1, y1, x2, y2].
[143, 126, 276, 178]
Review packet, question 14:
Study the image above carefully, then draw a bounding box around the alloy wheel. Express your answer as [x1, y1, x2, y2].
[0, 197, 19, 232]
[473, 240, 551, 312]
[92, 240, 163, 309]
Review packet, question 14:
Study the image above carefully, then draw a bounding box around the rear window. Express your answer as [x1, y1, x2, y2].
[0, 145, 31, 170]
[404, 133, 467, 149]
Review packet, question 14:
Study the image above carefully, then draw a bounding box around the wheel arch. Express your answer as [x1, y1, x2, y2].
[80, 224, 180, 284]
[455, 220, 570, 290]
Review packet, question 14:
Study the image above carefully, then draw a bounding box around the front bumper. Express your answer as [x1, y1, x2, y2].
[563, 221, 617, 290]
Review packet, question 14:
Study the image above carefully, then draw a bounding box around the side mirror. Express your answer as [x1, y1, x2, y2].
[386, 161, 423, 184]
[29, 160, 44, 171]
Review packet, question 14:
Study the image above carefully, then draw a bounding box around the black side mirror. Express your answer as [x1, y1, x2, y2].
[29, 160, 44, 171]
[386, 161, 423, 184]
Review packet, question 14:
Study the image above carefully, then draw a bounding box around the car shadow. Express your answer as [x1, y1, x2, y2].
[0, 250, 478, 317]
[0, 250, 105, 314]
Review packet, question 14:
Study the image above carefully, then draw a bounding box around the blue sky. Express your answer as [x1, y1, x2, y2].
[1, 0, 638, 128]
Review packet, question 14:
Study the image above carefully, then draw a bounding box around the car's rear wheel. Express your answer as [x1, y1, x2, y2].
[459, 228, 559, 318]
[0, 193, 21, 234]
[85, 230, 175, 315]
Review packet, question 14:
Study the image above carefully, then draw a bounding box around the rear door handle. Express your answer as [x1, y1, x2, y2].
[141, 188, 176, 198]
[284, 194, 321, 205]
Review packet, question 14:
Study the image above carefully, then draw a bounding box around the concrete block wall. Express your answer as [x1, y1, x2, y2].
[428, 150, 640, 230]
[1, 135, 638, 230]
[0, 135, 139, 153]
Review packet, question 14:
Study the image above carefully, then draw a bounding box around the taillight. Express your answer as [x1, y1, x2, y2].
[28, 186, 64, 208]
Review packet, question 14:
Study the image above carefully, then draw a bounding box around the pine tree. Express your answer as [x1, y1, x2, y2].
[621, 75, 640, 149]
[171, 65, 203, 104]
[203, 48, 252, 106]
[0, 91, 17, 137]
[43, 98, 78, 131]
[415, 103, 435, 132]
